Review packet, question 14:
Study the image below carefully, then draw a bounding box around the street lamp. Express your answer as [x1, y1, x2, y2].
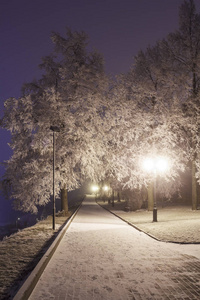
[102, 185, 109, 202]
[91, 184, 99, 199]
[91, 184, 99, 193]
[143, 156, 168, 222]
[16, 217, 20, 229]
[50, 125, 60, 230]
[103, 185, 108, 192]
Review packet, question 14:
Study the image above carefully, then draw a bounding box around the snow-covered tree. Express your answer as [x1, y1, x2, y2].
[3, 1, 200, 215]
[113, 0, 200, 210]
[103, 71, 188, 209]
[157, 0, 200, 209]
[1, 29, 109, 213]
[101, 1, 200, 210]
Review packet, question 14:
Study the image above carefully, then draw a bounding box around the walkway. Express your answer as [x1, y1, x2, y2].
[29, 195, 200, 299]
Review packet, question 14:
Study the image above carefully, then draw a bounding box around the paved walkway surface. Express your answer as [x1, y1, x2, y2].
[29, 196, 200, 299]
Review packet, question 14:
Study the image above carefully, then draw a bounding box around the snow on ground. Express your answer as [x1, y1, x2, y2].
[0, 214, 72, 300]
[165, 242, 200, 260]
[29, 196, 200, 299]
[1, 198, 200, 299]
[98, 201, 200, 260]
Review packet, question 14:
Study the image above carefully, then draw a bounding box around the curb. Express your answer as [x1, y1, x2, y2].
[97, 202, 161, 242]
[13, 203, 82, 300]
[97, 202, 200, 245]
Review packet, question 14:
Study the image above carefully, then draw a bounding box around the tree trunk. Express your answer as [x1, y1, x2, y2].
[192, 160, 197, 210]
[148, 181, 154, 211]
[61, 187, 68, 216]
[112, 190, 114, 207]
[117, 191, 121, 202]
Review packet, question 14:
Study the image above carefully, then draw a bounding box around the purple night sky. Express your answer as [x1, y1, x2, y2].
[1, 0, 200, 222]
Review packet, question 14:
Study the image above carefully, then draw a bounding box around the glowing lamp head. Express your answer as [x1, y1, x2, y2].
[142, 156, 169, 173]
[103, 185, 108, 191]
[91, 185, 99, 193]
[155, 157, 168, 172]
[143, 158, 154, 172]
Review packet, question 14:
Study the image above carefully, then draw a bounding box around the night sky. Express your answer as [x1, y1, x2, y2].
[1, 0, 200, 222]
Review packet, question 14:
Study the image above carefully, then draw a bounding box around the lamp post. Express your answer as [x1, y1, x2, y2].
[153, 172, 157, 222]
[50, 125, 60, 230]
[143, 156, 168, 222]
[103, 185, 108, 203]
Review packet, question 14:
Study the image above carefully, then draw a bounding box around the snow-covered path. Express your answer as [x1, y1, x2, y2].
[29, 195, 200, 299]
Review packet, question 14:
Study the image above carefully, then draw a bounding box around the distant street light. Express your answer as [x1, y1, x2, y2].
[50, 125, 60, 230]
[16, 217, 20, 229]
[91, 184, 99, 199]
[103, 185, 108, 192]
[103, 185, 109, 202]
[91, 184, 99, 193]
[143, 156, 169, 222]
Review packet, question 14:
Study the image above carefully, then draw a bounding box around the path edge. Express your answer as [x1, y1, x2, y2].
[97, 202, 200, 245]
[13, 203, 82, 300]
